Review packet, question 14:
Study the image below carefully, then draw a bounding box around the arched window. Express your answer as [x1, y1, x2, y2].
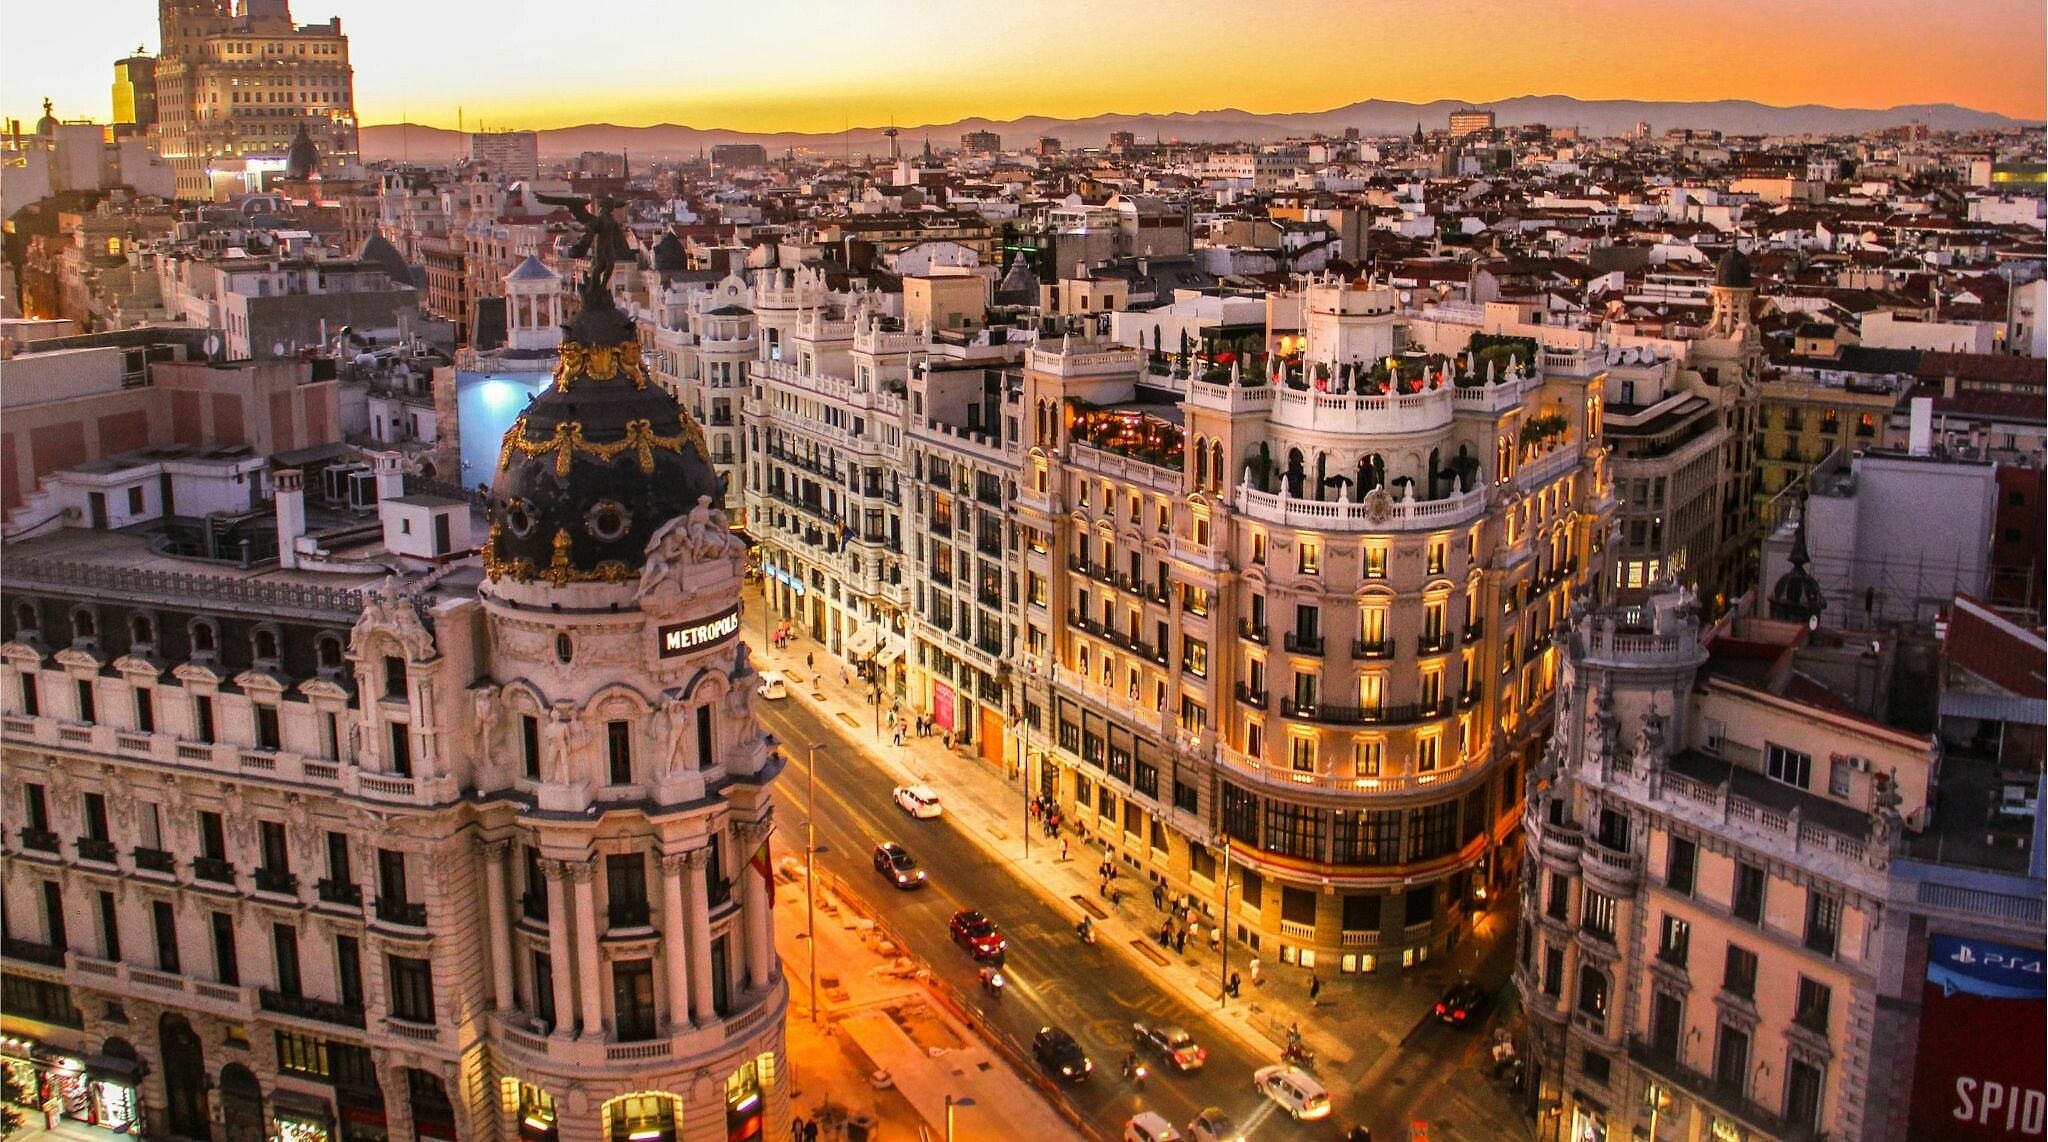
[316, 634, 345, 672]
[14, 602, 37, 633]
[191, 619, 218, 655]
[555, 633, 573, 664]
[72, 609, 97, 640]
[253, 628, 279, 661]
[1192, 436, 1209, 488]
[1210, 442, 1225, 491]
[1577, 965, 1609, 1027]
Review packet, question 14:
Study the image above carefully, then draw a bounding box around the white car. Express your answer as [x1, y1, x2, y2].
[1186, 1108, 1243, 1142]
[1252, 1064, 1331, 1121]
[892, 784, 942, 819]
[1125, 1111, 1182, 1142]
[756, 671, 789, 700]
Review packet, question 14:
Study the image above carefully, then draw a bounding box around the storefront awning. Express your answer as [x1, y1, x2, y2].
[874, 637, 906, 667]
[271, 1087, 336, 1122]
[845, 624, 880, 658]
[84, 1053, 142, 1082]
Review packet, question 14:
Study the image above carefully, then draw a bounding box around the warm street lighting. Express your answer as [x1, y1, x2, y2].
[805, 741, 820, 1022]
[944, 1094, 976, 1142]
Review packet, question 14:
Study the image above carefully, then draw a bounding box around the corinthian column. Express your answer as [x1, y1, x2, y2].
[682, 848, 717, 1022]
[736, 821, 775, 990]
[476, 838, 513, 1011]
[659, 853, 694, 1031]
[541, 859, 576, 1038]
[569, 860, 605, 1040]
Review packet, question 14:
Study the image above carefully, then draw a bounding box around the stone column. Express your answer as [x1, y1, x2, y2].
[682, 848, 717, 1022]
[477, 838, 514, 1012]
[542, 859, 577, 1038]
[658, 853, 694, 1031]
[737, 823, 775, 990]
[570, 860, 606, 1040]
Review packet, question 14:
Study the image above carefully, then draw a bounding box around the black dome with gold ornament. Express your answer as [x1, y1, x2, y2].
[485, 279, 721, 587]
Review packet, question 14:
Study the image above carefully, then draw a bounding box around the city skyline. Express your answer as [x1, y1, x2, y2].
[4, 0, 2044, 136]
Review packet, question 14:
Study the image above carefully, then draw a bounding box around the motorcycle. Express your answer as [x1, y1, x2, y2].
[1119, 1053, 1146, 1085]
[1280, 1042, 1316, 1067]
[978, 966, 1005, 997]
[1075, 919, 1097, 945]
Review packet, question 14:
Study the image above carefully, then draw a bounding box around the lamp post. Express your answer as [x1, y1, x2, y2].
[1218, 839, 1239, 1008]
[944, 1094, 975, 1142]
[1016, 714, 1031, 861]
[805, 741, 819, 1022]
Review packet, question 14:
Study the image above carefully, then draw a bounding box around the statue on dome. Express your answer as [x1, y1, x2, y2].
[535, 192, 632, 305]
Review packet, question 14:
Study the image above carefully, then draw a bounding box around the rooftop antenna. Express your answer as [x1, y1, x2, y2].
[884, 121, 900, 164]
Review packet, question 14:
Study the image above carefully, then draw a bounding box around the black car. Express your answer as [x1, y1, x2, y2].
[1032, 1026, 1093, 1083]
[871, 842, 927, 889]
[1434, 979, 1489, 1025]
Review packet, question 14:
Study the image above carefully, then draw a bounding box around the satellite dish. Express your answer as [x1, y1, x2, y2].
[203, 334, 221, 359]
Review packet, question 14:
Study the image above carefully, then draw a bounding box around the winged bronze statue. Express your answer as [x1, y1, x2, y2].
[535, 192, 632, 304]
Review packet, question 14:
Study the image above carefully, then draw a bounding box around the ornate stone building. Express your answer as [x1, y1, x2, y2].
[1, 271, 787, 1141]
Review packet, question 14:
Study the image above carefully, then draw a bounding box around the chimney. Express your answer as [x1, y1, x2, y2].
[275, 468, 306, 568]
[1908, 396, 1934, 456]
[372, 451, 406, 502]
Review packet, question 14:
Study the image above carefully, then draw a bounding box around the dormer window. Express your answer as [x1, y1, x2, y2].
[130, 616, 156, 648]
[14, 602, 38, 635]
[316, 634, 345, 674]
[253, 628, 280, 662]
[191, 619, 218, 657]
[72, 609, 98, 642]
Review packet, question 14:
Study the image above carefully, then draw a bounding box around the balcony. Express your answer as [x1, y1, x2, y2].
[1283, 633, 1325, 655]
[75, 837, 118, 864]
[316, 879, 362, 907]
[375, 899, 428, 928]
[4, 937, 67, 967]
[1234, 684, 1268, 710]
[1238, 621, 1269, 646]
[133, 846, 177, 874]
[255, 867, 300, 895]
[19, 828, 58, 855]
[1352, 637, 1395, 659]
[1463, 621, 1486, 643]
[260, 988, 367, 1029]
[1279, 698, 1454, 727]
[1626, 1038, 1794, 1139]
[1417, 633, 1452, 655]
[193, 857, 237, 885]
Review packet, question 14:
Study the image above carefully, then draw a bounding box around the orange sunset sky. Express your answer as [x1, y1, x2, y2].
[3, 0, 2043, 134]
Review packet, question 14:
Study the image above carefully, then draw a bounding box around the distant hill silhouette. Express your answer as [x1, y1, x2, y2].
[361, 95, 2038, 163]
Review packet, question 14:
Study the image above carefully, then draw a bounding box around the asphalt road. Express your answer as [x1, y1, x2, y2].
[759, 693, 1522, 1141]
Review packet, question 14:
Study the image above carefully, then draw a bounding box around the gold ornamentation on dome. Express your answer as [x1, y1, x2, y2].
[482, 522, 638, 586]
[545, 528, 576, 585]
[554, 340, 649, 390]
[499, 415, 692, 478]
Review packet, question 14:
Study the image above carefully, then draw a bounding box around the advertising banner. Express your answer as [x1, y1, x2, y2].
[1909, 933, 2046, 1140]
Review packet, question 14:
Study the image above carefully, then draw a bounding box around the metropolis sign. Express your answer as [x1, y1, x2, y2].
[657, 604, 743, 657]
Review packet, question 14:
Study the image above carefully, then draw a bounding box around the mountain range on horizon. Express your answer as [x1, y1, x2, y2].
[357, 94, 2039, 164]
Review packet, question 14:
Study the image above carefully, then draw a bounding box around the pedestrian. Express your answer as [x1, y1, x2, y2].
[893, 727, 904, 747]
[1209, 927, 1222, 952]
[1174, 928, 1187, 954]
[1227, 971, 1241, 998]
[801, 1121, 818, 1142]
[1059, 838, 1069, 862]
[1250, 956, 1262, 986]
[1158, 922, 1171, 946]
[1099, 877, 1109, 898]
[790, 1115, 805, 1142]
[1310, 973, 1323, 1003]
[806, 651, 815, 671]
[1152, 884, 1165, 911]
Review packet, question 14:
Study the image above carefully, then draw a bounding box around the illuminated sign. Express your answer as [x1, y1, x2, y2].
[657, 605, 742, 657]
[1909, 933, 2047, 1140]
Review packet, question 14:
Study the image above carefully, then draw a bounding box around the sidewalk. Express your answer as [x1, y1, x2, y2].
[774, 851, 1078, 1141]
[751, 603, 1518, 1078]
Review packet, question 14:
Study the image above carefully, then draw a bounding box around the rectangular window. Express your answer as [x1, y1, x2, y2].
[211, 911, 238, 985]
[1583, 891, 1616, 940]
[18, 672, 37, 717]
[83, 793, 110, 842]
[153, 900, 180, 973]
[136, 687, 154, 733]
[259, 820, 289, 874]
[387, 955, 436, 1023]
[1543, 945, 1564, 997]
[272, 924, 302, 996]
[1795, 975, 1832, 1032]
[383, 656, 408, 698]
[1766, 743, 1812, 790]
[607, 720, 632, 784]
[1804, 893, 1841, 957]
[612, 959, 657, 1041]
[255, 704, 281, 750]
[1785, 1058, 1826, 1132]
[1665, 836, 1696, 896]
[531, 951, 555, 1024]
[1714, 1024, 1751, 1090]
[1181, 636, 1208, 677]
[1658, 915, 1691, 966]
[1341, 894, 1381, 932]
[336, 935, 363, 1008]
[1354, 739, 1383, 777]
[1547, 872, 1571, 921]
[76, 679, 95, 723]
[1828, 757, 1853, 797]
[1263, 801, 1323, 860]
[696, 708, 715, 769]
[377, 849, 409, 905]
[1724, 944, 1758, 999]
[1732, 862, 1766, 925]
[195, 694, 216, 743]
[1299, 542, 1320, 575]
[1220, 784, 1259, 845]
[606, 853, 650, 927]
[1172, 779, 1197, 814]
[1404, 801, 1458, 861]
[387, 723, 412, 776]
[1364, 545, 1387, 578]
[97, 891, 120, 962]
[1404, 884, 1435, 927]
[1331, 810, 1400, 865]
[521, 715, 541, 779]
[200, 811, 228, 861]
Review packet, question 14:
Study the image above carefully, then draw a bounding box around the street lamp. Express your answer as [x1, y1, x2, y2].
[1218, 839, 1242, 1008]
[944, 1095, 976, 1142]
[1014, 712, 1031, 861]
[805, 741, 820, 1022]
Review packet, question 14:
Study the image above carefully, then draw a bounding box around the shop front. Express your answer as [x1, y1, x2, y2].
[0, 1038, 145, 1136]
[272, 1086, 338, 1142]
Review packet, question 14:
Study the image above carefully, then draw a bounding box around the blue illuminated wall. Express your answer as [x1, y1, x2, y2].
[454, 372, 551, 493]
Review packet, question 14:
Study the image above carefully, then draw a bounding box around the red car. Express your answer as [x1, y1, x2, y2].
[949, 910, 1007, 959]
